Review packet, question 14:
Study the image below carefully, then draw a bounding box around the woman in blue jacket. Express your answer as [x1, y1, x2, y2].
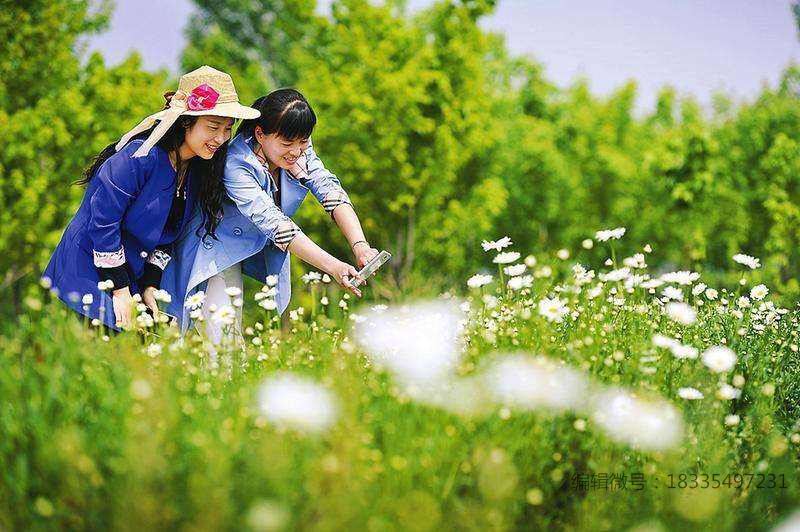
[163, 89, 379, 343]
[42, 66, 259, 330]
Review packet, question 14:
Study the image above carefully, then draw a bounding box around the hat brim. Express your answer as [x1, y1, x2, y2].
[183, 101, 260, 120]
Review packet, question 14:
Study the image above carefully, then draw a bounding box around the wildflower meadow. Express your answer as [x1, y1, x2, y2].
[3, 230, 800, 530]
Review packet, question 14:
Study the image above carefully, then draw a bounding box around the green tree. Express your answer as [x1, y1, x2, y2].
[0, 1, 167, 311]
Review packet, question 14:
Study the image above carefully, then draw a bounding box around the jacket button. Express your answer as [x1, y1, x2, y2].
[233, 227, 242, 236]
[203, 239, 213, 250]
[140, 251, 148, 258]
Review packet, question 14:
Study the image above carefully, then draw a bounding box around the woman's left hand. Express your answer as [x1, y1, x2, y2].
[142, 286, 160, 316]
[354, 243, 379, 270]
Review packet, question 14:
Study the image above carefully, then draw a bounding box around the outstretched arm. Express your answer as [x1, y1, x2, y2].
[291, 141, 379, 268]
[331, 203, 379, 269]
[286, 233, 362, 297]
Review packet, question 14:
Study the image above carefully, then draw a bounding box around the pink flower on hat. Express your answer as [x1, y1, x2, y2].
[186, 83, 219, 111]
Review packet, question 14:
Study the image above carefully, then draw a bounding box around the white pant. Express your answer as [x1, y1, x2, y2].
[202, 263, 244, 347]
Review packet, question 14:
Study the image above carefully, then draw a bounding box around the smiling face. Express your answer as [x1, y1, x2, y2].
[183, 115, 234, 160]
[254, 126, 310, 170]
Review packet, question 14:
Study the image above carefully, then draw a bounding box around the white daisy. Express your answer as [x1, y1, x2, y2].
[662, 286, 684, 301]
[660, 271, 701, 285]
[595, 227, 626, 242]
[493, 251, 521, 264]
[508, 275, 534, 291]
[503, 263, 527, 276]
[701, 346, 737, 373]
[677, 387, 704, 400]
[185, 291, 206, 310]
[258, 373, 337, 433]
[538, 296, 569, 323]
[467, 274, 493, 288]
[481, 236, 513, 252]
[665, 302, 696, 325]
[732, 253, 761, 269]
[750, 284, 769, 300]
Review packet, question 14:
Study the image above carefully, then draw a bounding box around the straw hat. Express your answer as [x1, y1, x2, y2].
[115, 65, 260, 158]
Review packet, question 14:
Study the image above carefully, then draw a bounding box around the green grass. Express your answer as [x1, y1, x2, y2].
[2, 243, 800, 531]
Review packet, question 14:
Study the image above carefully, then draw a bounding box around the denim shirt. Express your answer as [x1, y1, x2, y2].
[162, 133, 352, 332]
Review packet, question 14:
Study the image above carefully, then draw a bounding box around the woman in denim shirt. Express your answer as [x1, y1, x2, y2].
[163, 89, 379, 343]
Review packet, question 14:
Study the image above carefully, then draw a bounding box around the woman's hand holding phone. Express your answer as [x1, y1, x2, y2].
[330, 260, 362, 297]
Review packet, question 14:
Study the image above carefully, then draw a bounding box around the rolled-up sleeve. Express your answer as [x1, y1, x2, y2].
[300, 140, 353, 218]
[224, 163, 302, 252]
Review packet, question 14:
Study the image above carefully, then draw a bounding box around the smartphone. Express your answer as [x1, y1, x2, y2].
[349, 250, 392, 287]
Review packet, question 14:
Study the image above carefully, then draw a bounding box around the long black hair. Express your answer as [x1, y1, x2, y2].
[77, 91, 228, 239]
[238, 88, 316, 141]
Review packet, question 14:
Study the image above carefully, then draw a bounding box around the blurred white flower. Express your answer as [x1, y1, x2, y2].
[716, 383, 741, 400]
[493, 251, 521, 264]
[485, 354, 590, 412]
[591, 389, 683, 451]
[692, 283, 707, 296]
[258, 299, 278, 311]
[704, 288, 718, 300]
[572, 264, 596, 286]
[737, 296, 751, 308]
[524, 255, 537, 267]
[153, 289, 172, 303]
[352, 301, 465, 384]
[507, 275, 534, 291]
[600, 267, 631, 282]
[640, 279, 665, 290]
[678, 387, 704, 400]
[652, 334, 698, 359]
[246, 500, 289, 532]
[587, 284, 604, 299]
[538, 297, 569, 323]
[595, 227, 626, 242]
[82, 294, 94, 305]
[701, 346, 737, 373]
[481, 236, 512, 252]
[623, 253, 646, 269]
[224, 286, 242, 297]
[211, 305, 236, 326]
[732, 253, 760, 269]
[660, 271, 701, 285]
[467, 274, 493, 288]
[750, 284, 769, 300]
[724, 414, 741, 426]
[662, 286, 684, 301]
[665, 302, 696, 325]
[97, 280, 114, 291]
[503, 264, 527, 276]
[581, 239, 594, 249]
[302, 271, 323, 284]
[265, 275, 279, 287]
[257, 373, 337, 433]
[556, 249, 570, 260]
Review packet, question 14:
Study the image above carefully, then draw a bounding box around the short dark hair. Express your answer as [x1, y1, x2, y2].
[238, 88, 316, 141]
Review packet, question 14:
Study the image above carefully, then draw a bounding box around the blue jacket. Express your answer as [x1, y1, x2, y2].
[162, 133, 351, 331]
[42, 139, 195, 330]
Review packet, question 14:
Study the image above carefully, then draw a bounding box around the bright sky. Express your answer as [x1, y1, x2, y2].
[87, 0, 800, 112]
